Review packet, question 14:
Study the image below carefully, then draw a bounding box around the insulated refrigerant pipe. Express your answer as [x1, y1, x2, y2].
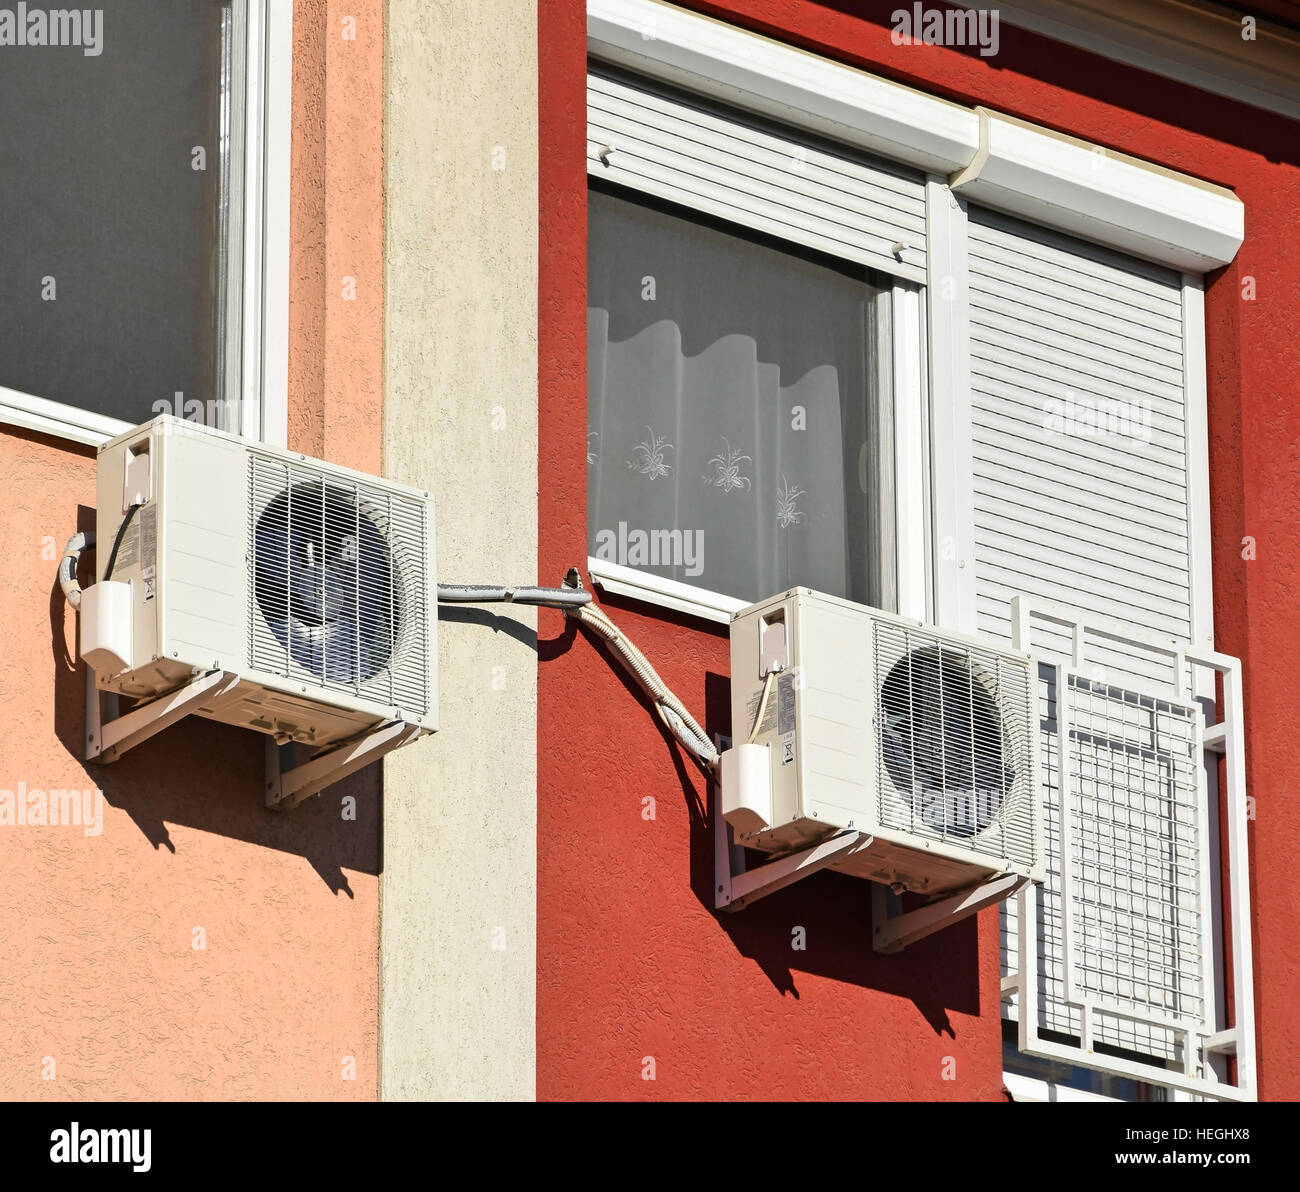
[567, 598, 720, 775]
[436, 583, 592, 610]
[58, 530, 96, 610]
[438, 573, 719, 775]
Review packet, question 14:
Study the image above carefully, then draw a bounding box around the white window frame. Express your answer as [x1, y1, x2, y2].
[589, 0, 1252, 1102]
[583, 67, 930, 624]
[585, 0, 1239, 630]
[0, 0, 292, 449]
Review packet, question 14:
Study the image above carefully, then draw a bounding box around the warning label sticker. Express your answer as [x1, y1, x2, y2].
[140, 504, 157, 601]
[777, 671, 796, 735]
[745, 686, 777, 738]
[745, 671, 799, 748]
[114, 523, 140, 573]
[780, 730, 796, 766]
[140, 504, 156, 571]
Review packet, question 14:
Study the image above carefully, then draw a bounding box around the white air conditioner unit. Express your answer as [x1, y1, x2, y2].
[81, 417, 437, 765]
[722, 588, 1042, 900]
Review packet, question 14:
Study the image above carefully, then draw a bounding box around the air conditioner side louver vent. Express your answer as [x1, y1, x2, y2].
[248, 453, 429, 716]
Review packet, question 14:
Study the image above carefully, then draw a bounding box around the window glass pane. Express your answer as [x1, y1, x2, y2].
[587, 186, 889, 606]
[1002, 1030, 1170, 1101]
[0, 0, 225, 424]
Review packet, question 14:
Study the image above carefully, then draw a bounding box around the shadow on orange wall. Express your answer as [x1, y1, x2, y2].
[46, 501, 380, 897]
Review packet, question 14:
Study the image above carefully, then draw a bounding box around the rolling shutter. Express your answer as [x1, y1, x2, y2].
[587, 66, 928, 284]
[967, 206, 1192, 691]
[967, 210, 1252, 1098]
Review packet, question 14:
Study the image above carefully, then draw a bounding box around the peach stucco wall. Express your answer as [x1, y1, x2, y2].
[0, 1, 385, 1100]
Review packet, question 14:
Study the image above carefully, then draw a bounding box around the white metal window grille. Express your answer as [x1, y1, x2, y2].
[1065, 675, 1206, 1029]
[248, 453, 430, 717]
[1002, 598, 1255, 1101]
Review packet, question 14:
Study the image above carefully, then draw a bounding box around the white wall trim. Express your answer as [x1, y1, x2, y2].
[950, 109, 1243, 273]
[587, 0, 1245, 273]
[924, 179, 976, 635]
[588, 557, 746, 625]
[996, 0, 1300, 124]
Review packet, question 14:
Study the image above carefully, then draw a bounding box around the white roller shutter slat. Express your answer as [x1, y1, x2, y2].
[969, 317, 1184, 397]
[588, 68, 928, 282]
[977, 538, 1196, 629]
[968, 266, 1182, 349]
[969, 359, 1188, 440]
[973, 209, 1245, 1095]
[966, 216, 1180, 305]
[972, 488, 1189, 571]
[967, 206, 1192, 652]
[972, 401, 1189, 491]
[970, 287, 1185, 368]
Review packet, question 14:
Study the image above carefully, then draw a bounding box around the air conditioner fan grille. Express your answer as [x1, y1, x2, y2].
[873, 621, 1035, 869]
[247, 454, 428, 715]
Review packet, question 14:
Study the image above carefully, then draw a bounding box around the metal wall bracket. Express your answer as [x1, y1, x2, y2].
[713, 797, 874, 912]
[85, 667, 422, 811]
[86, 668, 240, 764]
[265, 719, 422, 810]
[871, 872, 1028, 954]
[713, 786, 1026, 949]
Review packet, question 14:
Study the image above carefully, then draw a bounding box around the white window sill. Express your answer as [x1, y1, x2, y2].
[587, 557, 747, 625]
[1003, 1072, 1123, 1103]
[0, 386, 131, 449]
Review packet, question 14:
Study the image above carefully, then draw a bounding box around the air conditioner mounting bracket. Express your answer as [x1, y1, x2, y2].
[85, 667, 241, 765]
[265, 719, 422, 810]
[85, 667, 422, 809]
[714, 816, 875, 913]
[871, 872, 1028, 954]
[713, 790, 1027, 949]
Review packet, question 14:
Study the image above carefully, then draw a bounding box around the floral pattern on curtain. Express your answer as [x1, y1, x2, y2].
[587, 186, 884, 605]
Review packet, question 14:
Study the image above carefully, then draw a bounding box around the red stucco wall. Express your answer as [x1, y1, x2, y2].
[0, 1, 386, 1100]
[537, 0, 1299, 1100]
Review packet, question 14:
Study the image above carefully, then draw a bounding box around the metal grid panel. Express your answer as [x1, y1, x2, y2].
[1064, 676, 1205, 1029]
[247, 453, 428, 716]
[1002, 600, 1254, 1099]
[871, 619, 1037, 871]
[1003, 667, 1190, 1063]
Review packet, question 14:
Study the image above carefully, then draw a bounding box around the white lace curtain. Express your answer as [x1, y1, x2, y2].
[587, 187, 885, 605]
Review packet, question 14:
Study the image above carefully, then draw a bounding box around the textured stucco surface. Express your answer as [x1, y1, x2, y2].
[0, 433, 379, 1101]
[0, 3, 386, 1100]
[537, 0, 1300, 1099]
[380, 0, 539, 1100]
